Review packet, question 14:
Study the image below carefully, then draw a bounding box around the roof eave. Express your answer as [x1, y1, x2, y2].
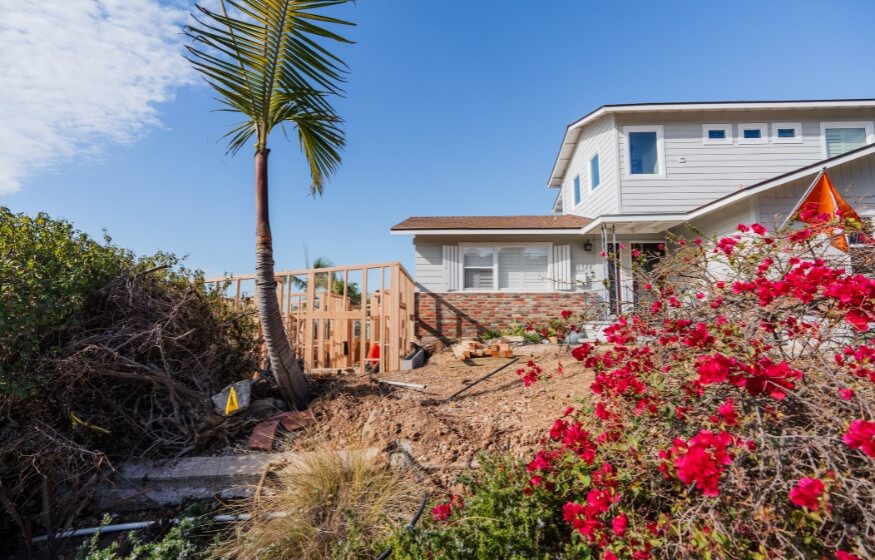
[390, 228, 588, 236]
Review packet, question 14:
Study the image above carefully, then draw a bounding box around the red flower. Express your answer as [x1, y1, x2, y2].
[836, 552, 860, 560]
[839, 388, 855, 400]
[696, 353, 733, 385]
[561, 309, 573, 320]
[788, 477, 825, 511]
[604, 552, 618, 560]
[843, 419, 875, 457]
[611, 513, 628, 536]
[431, 494, 463, 521]
[737, 223, 750, 232]
[846, 310, 870, 332]
[751, 223, 768, 235]
[431, 502, 452, 521]
[717, 398, 738, 426]
[665, 430, 736, 496]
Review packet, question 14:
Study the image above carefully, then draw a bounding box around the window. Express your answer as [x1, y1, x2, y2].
[703, 124, 732, 145]
[462, 247, 494, 290]
[738, 123, 767, 144]
[771, 122, 802, 144]
[624, 125, 664, 177]
[461, 245, 550, 291]
[573, 175, 581, 206]
[821, 121, 874, 158]
[590, 154, 600, 189]
[498, 247, 549, 290]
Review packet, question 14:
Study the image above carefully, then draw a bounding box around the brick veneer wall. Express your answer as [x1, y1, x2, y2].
[415, 291, 597, 345]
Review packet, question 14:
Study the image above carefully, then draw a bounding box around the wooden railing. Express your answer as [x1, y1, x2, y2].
[205, 262, 416, 374]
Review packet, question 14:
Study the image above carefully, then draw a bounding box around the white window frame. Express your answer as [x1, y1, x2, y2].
[623, 125, 665, 179]
[590, 153, 600, 190]
[458, 242, 554, 292]
[738, 123, 768, 144]
[771, 122, 802, 144]
[702, 124, 732, 145]
[820, 121, 875, 158]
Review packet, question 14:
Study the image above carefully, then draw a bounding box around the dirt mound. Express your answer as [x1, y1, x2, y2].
[291, 347, 593, 487]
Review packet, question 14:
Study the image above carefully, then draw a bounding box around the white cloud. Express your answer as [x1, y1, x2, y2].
[0, 0, 195, 194]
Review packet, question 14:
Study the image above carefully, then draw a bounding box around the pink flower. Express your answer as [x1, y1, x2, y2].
[611, 513, 628, 536]
[751, 223, 768, 235]
[695, 292, 705, 299]
[717, 398, 738, 426]
[632, 249, 641, 258]
[839, 388, 855, 400]
[604, 552, 618, 560]
[789, 477, 825, 511]
[836, 552, 860, 560]
[843, 419, 875, 457]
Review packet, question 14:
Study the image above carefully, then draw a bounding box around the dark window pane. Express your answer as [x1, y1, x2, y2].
[708, 129, 726, 140]
[777, 128, 796, 138]
[743, 129, 762, 139]
[629, 131, 658, 174]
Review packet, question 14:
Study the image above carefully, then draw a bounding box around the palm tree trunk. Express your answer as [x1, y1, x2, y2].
[254, 148, 311, 410]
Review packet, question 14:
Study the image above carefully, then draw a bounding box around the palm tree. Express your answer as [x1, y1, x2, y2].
[185, 0, 353, 409]
[291, 255, 362, 305]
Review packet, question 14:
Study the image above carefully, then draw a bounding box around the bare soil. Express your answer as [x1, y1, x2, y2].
[289, 346, 593, 488]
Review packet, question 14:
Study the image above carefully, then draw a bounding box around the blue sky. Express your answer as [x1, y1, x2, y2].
[4, 0, 875, 276]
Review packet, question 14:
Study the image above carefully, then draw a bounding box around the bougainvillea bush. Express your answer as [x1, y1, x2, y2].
[392, 217, 875, 559]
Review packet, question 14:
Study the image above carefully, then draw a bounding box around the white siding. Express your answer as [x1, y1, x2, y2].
[413, 235, 599, 293]
[563, 115, 619, 218]
[615, 109, 875, 213]
[415, 238, 443, 292]
[674, 199, 757, 240]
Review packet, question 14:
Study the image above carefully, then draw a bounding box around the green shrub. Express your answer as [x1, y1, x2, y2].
[384, 455, 592, 560]
[76, 512, 217, 560]
[0, 208, 141, 397]
[478, 329, 502, 342]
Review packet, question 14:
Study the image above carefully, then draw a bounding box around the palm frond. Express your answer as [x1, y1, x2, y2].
[186, 0, 352, 187]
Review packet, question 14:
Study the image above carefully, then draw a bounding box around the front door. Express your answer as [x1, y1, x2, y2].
[630, 242, 666, 303]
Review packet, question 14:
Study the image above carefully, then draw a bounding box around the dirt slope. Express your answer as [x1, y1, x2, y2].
[290, 347, 593, 487]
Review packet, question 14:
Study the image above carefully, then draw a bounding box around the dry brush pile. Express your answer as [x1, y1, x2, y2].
[0, 208, 260, 552]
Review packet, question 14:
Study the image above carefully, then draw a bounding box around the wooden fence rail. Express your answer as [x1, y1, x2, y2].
[205, 262, 416, 374]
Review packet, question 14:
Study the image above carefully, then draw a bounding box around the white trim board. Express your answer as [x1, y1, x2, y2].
[391, 228, 587, 236]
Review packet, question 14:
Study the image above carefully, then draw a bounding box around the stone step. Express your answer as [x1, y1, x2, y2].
[96, 449, 379, 511]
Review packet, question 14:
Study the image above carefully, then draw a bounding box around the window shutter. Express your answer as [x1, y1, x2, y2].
[552, 245, 572, 291]
[443, 245, 459, 291]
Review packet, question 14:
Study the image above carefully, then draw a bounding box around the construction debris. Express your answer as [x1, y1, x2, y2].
[378, 379, 428, 391]
[248, 410, 315, 451]
[451, 339, 514, 360]
[211, 380, 252, 416]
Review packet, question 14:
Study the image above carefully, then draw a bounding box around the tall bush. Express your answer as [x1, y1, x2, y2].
[395, 218, 875, 559]
[0, 208, 258, 552]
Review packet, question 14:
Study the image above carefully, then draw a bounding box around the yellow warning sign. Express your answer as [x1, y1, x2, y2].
[225, 386, 239, 416]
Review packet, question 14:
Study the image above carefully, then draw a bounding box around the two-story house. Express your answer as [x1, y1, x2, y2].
[391, 99, 875, 344]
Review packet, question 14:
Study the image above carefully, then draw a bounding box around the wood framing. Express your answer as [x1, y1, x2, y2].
[206, 262, 416, 374]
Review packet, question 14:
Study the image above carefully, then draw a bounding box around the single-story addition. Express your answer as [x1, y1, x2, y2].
[391, 99, 875, 345]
